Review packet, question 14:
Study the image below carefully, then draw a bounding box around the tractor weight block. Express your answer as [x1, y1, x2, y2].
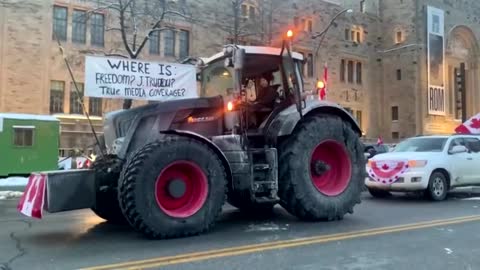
[44, 169, 96, 213]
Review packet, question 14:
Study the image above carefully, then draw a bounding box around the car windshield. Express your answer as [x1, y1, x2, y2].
[392, 137, 447, 152]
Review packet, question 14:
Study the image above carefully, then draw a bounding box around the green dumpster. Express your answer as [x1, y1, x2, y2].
[0, 113, 59, 176]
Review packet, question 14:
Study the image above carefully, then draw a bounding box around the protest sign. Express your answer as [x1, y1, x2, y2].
[85, 56, 198, 101]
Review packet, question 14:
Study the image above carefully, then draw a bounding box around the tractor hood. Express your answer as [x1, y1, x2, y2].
[103, 96, 224, 155]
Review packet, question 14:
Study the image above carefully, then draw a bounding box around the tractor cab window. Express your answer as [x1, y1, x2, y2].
[200, 60, 234, 97]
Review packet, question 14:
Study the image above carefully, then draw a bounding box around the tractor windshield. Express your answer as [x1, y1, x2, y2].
[200, 54, 286, 101]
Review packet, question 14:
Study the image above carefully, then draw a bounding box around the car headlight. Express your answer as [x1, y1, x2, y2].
[408, 160, 428, 168]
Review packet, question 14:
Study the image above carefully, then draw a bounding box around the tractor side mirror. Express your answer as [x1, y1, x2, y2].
[233, 48, 245, 70]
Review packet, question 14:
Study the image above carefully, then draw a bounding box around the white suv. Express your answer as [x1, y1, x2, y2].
[365, 134, 480, 201]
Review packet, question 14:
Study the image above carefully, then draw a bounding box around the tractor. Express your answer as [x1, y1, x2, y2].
[24, 34, 365, 239]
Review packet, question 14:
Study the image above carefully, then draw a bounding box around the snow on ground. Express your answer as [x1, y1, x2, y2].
[0, 191, 23, 199]
[0, 177, 28, 187]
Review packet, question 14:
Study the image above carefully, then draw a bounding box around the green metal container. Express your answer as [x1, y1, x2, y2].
[0, 113, 59, 176]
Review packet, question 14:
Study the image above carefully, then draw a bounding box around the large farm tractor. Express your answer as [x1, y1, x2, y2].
[26, 35, 365, 239]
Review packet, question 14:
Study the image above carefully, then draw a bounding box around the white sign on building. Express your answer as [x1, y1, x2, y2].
[84, 56, 198, 101]
[427, 6, 446, 115]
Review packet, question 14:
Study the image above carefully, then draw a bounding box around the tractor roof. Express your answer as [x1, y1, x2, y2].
[202, 45, 304, 64]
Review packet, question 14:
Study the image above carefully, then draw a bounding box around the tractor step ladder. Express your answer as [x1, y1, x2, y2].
[249, 148, 279, 203]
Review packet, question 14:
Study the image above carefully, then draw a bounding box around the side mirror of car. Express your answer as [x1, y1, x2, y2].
[449, 145, 468, 154]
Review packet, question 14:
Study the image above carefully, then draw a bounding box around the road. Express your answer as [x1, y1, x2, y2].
[1, 192, 480, 270]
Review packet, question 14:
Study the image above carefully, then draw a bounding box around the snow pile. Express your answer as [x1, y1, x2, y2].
[245, 222, 289, 232]
[0, 191, 24, 200]
[0, 177, 28, 187]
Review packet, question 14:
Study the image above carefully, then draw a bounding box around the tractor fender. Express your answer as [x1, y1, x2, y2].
[266, 99, 362, 142]
[160, 129, 233, 184]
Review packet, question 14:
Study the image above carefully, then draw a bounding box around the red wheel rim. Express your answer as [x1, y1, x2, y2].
[155, 161, 208, 218]
[310, 140, 352, 196]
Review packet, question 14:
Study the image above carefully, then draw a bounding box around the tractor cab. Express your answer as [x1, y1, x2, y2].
[197, 45, 305, 133]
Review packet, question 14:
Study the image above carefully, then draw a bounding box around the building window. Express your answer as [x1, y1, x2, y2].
[241, 4, 247, 17]
[356, 110, 362, 128]
[50, 81, 65, 114]
[344, 29, 350, 40]
[340, 59, 345, 82]
[307, 53, 313, 78]
[396, 69, 402, 80]
[356, 62, 362, 84]
[360, 0, 366, 13]
[52, 6, 67, 41]
[91, 13, 105, 46]
[392, 132, 399, 139]
[249, 6, 255, 19]
[72, 10, 87, 44]
[356, 32, 361, 43]
[179, 30, 190, 59]
[307, 20, 313, 33]
[396, 31, 403, 44]
[391, 106, 399, 121]
[149, 31, 160, 55]
[164, 29, 175, 57]
[347, 60, 354, 83]
[14, 127, 34, 147]
[89, 97, 102, 116]
[70, 82, 84, 115]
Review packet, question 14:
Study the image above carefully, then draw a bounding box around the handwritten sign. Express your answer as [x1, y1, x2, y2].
[84, 56, 198, 101]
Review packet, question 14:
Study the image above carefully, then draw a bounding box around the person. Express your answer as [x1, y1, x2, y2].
[254, 72, 278, 108]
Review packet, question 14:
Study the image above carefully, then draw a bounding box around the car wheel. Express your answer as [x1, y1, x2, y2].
[425, 171, 448, 201]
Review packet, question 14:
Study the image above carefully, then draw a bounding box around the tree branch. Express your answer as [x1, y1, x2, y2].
[118, 0, 135, 58]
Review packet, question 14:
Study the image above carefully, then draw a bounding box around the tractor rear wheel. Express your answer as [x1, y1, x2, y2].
[118, 135, 227, 239]
[90, 155, 126, 224]
[278, 114, 364, 221]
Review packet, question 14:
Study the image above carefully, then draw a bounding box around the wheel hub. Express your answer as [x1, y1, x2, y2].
[311, 160, 331, 176]
[167, 179, 187, 198]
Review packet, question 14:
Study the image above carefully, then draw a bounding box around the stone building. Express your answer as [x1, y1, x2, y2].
[0, 0, 479, 157]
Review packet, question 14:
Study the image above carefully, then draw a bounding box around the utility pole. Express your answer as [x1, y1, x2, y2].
[233, 0, 240, 44]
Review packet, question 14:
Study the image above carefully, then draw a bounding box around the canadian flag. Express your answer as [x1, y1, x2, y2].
[17, 174, 47, 219]
[320, 62, 328, 100]
[377, 136, 383, 145]
[455, 112, 480, 134]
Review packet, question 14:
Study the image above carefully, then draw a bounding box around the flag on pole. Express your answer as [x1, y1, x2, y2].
[319, 62, 328, 100]
[377, 136, 383, 145]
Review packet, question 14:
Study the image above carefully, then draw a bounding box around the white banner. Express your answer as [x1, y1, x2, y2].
[84, 56, 198, 101]
[427, 6, 445, 115]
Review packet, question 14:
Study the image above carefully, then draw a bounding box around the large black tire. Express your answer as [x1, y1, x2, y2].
[90, 155, 127, 224]
[424, 171, 448, 201]
[367, 188, 392, 198]
[118, 135, 227, 239]
[278, 114, 364, 221]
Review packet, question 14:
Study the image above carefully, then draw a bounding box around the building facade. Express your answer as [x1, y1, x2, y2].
[0, 0, 479, 157]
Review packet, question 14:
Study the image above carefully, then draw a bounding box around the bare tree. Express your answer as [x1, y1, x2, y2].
[87, 0, 191, 109]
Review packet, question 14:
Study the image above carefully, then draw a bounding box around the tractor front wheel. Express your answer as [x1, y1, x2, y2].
[90, 155, 126, 224]
[118, 135, 227, 239]
[278, 114, 364, 221]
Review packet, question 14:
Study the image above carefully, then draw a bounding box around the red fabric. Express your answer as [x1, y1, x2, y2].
[455, 112, 480, 134]
[17, 174, 46, 219]
[377, 136, 383, 145]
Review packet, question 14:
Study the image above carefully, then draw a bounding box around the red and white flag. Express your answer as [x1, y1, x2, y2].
[455, 112, 480, 134]
[377, 136, 383, 145]
[17, 174, 47, 219]
[319, 62, 328, 100]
